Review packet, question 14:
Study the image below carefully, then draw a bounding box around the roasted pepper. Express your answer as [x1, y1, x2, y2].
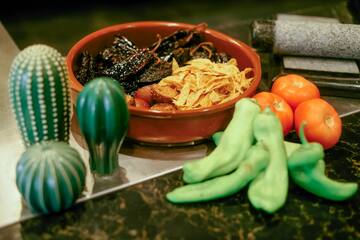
[182, 98, 261, 183]
[247, 107, 288, 214]
[166, 142, 269, 203]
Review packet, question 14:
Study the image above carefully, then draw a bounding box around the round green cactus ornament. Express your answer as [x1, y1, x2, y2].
[76, 77, 129, 176]
[16, 141, 86, 213]
[8, 44, 72, 147]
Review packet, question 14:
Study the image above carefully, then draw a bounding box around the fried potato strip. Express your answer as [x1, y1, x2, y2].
[157, 58, 253, 110]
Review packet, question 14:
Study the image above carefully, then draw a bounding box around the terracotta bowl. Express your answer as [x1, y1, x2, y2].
[67, 21, 261, 145]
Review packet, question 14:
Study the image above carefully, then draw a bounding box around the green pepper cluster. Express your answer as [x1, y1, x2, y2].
[166, 98, 358, 214]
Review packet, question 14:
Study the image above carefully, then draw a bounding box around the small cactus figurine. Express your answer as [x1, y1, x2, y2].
[8, 44, 71, 147]
[16, 141, 86, 213]
[76, 77, 129, 176]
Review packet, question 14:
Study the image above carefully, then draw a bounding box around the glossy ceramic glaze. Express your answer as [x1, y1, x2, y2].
[16, 141, 86, 214]
[67, 21, 261, 144]
[9, 44, 72, 147]
[76, 77, 129, 175]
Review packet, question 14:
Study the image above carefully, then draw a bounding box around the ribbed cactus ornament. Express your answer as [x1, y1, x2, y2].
[8, 44, 71, 147]
[76, 77, 129, 176]
[16, 141, 86, 213]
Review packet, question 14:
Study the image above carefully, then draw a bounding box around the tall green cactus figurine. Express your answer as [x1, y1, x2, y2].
[8, 44, 71, 147]
[76, 77, 129, 176]
[16, 141, 86, 213]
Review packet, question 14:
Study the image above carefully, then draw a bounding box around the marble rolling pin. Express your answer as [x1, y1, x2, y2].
[251, 20, 360, 60]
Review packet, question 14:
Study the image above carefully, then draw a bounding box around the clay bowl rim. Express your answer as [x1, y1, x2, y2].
[66, 21, 261, 118]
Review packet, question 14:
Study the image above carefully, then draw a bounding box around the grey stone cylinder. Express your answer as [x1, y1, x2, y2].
[273, 21, 360, 59]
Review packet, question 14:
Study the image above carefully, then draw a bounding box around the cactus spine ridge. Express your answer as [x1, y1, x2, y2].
[8, 44, 72, 147]
[16, 141, 86, 213]
[76, 77, 129, 176]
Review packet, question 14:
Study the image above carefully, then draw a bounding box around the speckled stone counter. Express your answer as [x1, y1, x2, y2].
[1, 111, 359, 240]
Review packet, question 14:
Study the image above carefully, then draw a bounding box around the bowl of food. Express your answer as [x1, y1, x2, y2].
[67, 21, 261, 145]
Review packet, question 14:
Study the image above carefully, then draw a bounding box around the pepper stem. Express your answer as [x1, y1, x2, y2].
[299, 121, 309, 145]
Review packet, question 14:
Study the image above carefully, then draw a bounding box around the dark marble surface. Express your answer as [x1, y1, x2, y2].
[0, 112, 359, 239]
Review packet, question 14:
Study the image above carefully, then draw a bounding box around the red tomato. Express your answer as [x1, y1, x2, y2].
[271, 74, 320, 110]
[294, 98, 342, 149]
[134, 97, 150, 109]
[253, 92, 293, 136]
[134, 85, 153, 104]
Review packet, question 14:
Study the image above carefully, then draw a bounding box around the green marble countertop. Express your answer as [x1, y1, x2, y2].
[1, 111, 359, 239]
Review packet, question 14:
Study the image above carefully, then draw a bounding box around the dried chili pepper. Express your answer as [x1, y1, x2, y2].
[99, 48, 154, 92]
[76, 51, 96, 86]
[136, 60, 172, 84]
[98, 35, 138, 65]
[152, 24, 206, 60]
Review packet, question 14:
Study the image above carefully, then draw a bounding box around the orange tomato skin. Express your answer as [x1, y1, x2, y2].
[253, 92, 293, 136]
[294, 98, 342, 150]
[271, 74, 320, 110]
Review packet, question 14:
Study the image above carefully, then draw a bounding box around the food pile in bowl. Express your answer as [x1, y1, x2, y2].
[67, 21, 261, 144]
[74, 23, 254, 111]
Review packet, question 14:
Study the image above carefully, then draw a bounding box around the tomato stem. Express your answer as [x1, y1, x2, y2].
[325, 115, 334, 128]
[273, 100, 283, 111]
